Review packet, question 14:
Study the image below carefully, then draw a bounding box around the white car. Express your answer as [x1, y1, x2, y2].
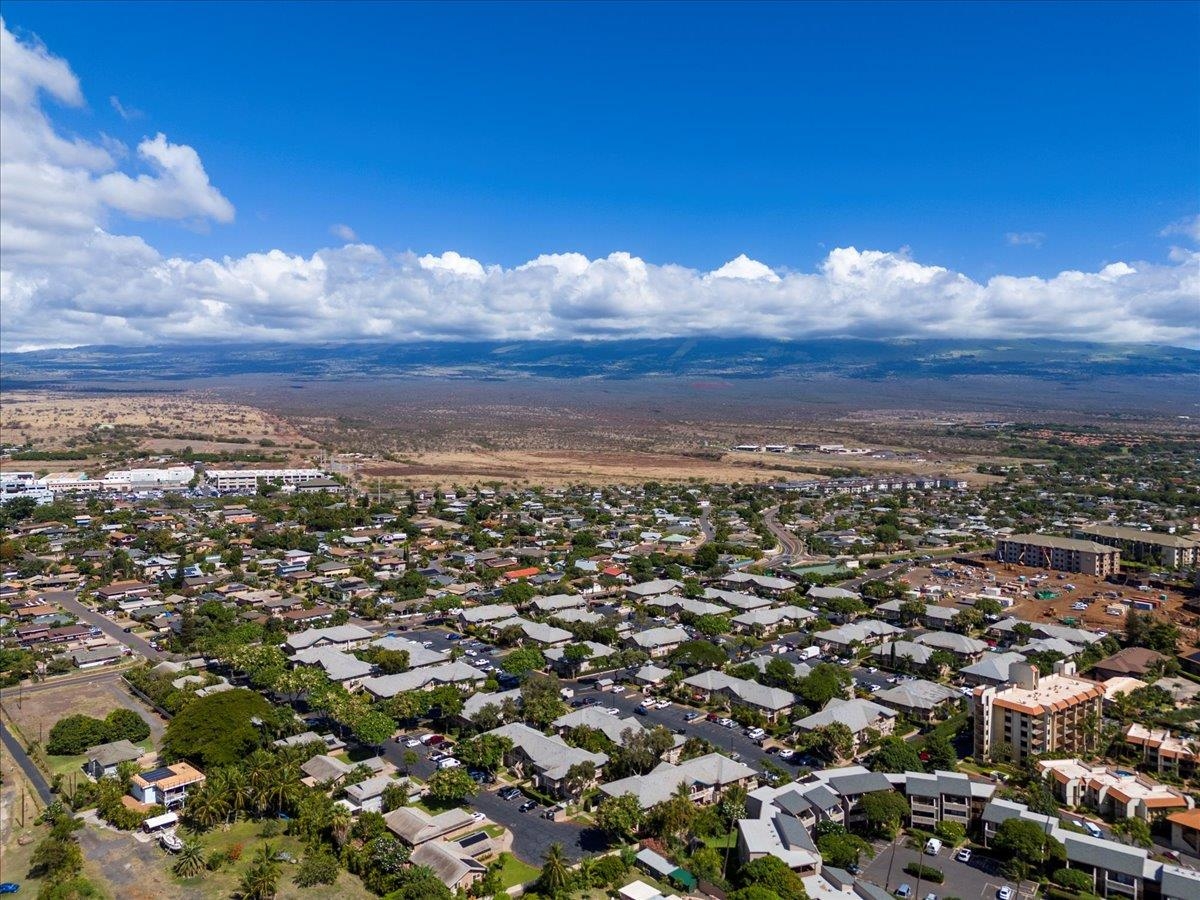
[997, 888, 1014, 900]
[655, 699, 671, 709]
[955, 848, 971, 862]
[403, 738, 421, 747]
[470, 811, 486, 822]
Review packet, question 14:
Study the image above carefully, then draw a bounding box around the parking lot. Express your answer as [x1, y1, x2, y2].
[861, 839, 1027, 900]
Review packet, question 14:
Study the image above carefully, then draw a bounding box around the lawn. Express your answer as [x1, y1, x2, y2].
[702, 830, 738, 849]
[172, 819, 378, 900]
[495, 851, 540, 889]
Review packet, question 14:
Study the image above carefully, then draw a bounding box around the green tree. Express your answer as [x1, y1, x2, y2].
[859, 791, 910, 838]
[669, 640, 727, 672]
[595, 793, 643, 841]
[427, 766, 477, 803]
[503, 647, 546, 676]
[921, 732, 958, 772]
[817, 832, 873, 869]
[162, 688, 274, 768]
[353, 709, 397, 749]
[872, 736, 923, 773]
[738, 855, 809, 900]
[992, 817, 1064, 880]
[562, 643, 594, 676]
[1052, 868, 1095, 892]
[536, 843, 572, 899]
[46, 715, 109, 756]
[103, 708, 151, 743]
[457, 734, 512, 773]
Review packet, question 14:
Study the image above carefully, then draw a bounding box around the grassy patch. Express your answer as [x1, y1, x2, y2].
[702, 831, 738, 849]
[496, 851, 540, 889]
[176, 818, 375, 900]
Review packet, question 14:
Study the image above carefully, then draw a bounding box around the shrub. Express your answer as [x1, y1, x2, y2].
[206, 850, 230, 871]
[295, 849, 340, 887]
[227, 842, 244, 862]
[903, 862, 944, 883]
[103, 708, 150, 743]
[47, 715, 109, 755]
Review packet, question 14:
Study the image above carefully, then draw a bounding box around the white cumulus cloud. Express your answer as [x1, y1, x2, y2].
[1006, 231, 1045, 247]
[1, 20, 1197, 353]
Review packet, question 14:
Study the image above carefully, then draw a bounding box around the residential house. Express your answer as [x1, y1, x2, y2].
[129, 762, 206, 809]
[83, 740, 144, 779]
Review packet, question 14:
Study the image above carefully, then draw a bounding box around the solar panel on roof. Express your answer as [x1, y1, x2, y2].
[142, 767, 175, 782]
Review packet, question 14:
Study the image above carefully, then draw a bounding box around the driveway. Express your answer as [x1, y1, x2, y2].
[861, 838, 1021, 900]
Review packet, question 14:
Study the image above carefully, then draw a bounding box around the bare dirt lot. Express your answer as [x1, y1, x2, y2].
[0, 390, 312, 464]
[902, 560, 1200, 646]
[1, 669, 167, 755]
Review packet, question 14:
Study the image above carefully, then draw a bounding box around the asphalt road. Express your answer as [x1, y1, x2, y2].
[0, 719, 54, 805]
[838, 561, 913, 590]
[55, 593, 166, 661]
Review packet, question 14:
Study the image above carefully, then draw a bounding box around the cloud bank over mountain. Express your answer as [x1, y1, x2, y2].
[2, 20, 1197, 352]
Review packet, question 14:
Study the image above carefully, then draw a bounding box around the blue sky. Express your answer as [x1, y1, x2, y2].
[5, 1, 1197, 277]
[1, 3, 1197, 349]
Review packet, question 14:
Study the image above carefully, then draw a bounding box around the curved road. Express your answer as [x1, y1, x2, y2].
[762, 506, 806, 569]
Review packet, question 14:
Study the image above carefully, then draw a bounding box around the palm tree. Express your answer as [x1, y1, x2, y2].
[222, 767, 251, 823]
[261, 763, 302, 817]
[328, 805, 352, 849]
[172, 839, 206, 878]
[239, 847, 281, 900]
[183, 786, 228, 832]
[246, 751, 275, 814]
[537, 843, 571, 899]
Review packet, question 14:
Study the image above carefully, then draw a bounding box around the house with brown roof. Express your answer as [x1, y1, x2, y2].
[1090, 647, 1166, 681]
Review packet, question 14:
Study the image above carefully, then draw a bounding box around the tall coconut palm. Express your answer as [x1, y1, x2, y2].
[261, 763, 302, 817]
[246, 750, 276, 814]
[328, 804, 353, 849]
[537, 843, 571, 899]
[172, 839, 206, 878]
[183, 786, 228, 832]
[219, 767, 251, 824]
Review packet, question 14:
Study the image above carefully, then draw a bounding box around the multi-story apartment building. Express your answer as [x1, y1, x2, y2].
[905, 770, 995, 831]
[995, 533, 1120, 576]
[972, 661, 1104, 764]
[1074, 524, 1199, 570]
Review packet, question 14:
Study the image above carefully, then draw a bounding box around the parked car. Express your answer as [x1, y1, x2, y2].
[684, 711, 701, 722]
[471, 811, 486, 822]
[955, 848, 971, 863]
[895, 885, 911, 899]
[996, 889, 1014, 900]
[402, 738, 421, 747]
[924, 894, 936, 900]
[518, 800, 538, 812]
[0, 884, 18, 895]
[428, 751, 448, 763]
[499, 787, 522, 801]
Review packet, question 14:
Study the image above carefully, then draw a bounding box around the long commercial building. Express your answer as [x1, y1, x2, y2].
[1074, 524, 1199, 570]
[205, 468, 327, 492]
[972, 661, 1105, 764]
[995, 533, 1120, 576]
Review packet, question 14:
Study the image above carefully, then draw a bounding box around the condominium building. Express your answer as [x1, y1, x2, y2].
[1074, 524, 1199, 570]
[972, 661, 1104, 764]
[995, 533, 1120, 576]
